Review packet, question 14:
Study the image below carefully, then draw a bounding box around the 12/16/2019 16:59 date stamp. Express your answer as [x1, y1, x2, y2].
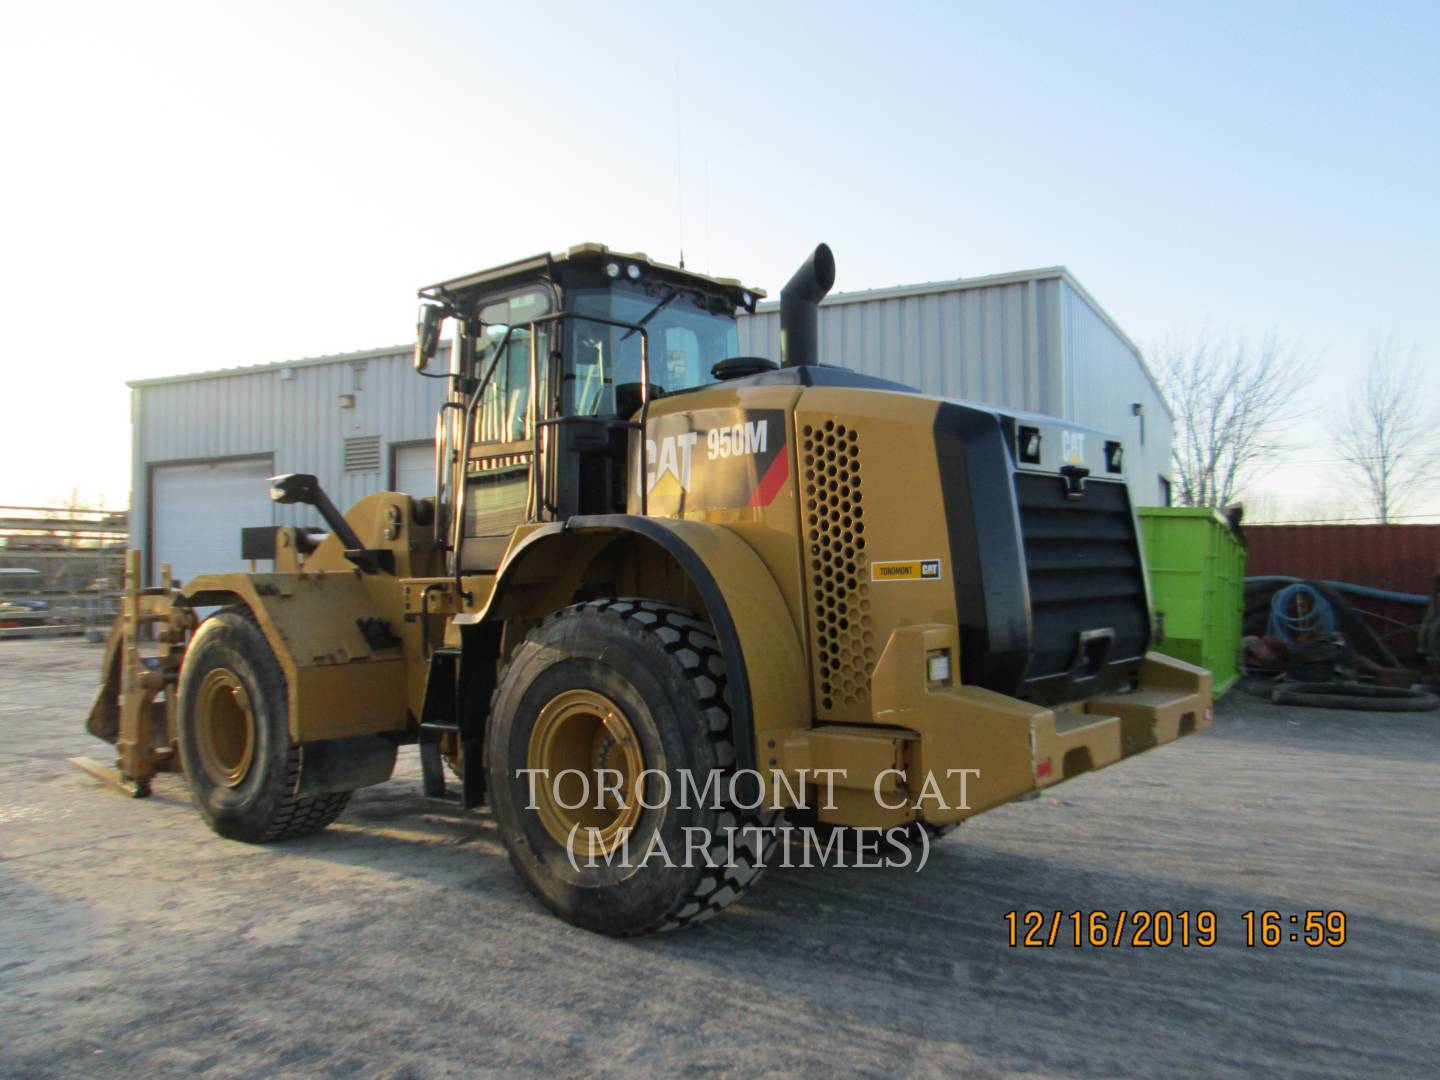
[1004, 910, 1348, 948]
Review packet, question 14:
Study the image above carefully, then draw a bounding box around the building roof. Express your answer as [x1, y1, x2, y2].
[127, 341, 417, 389]
[755, 265, 1144, 360]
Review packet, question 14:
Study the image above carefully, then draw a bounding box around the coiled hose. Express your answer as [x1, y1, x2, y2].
[1267, 583, 1336, 642]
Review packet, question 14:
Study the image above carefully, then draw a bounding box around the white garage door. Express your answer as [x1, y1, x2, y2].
[152, 458, 274, 584]
[393, 443, 434, 497]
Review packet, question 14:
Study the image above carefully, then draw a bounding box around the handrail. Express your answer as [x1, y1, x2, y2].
[446, 309, 654, 604]
[451, 325, 515, 604]
[432, 400, 465, 561]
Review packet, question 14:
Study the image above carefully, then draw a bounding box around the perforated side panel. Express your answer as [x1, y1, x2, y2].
[801, 420, 876, 715]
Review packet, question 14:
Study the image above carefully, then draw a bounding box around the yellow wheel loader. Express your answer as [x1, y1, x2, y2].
[80, 243, 1210, 935]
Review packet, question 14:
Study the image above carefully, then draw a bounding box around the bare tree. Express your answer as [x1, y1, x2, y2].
[1152, 332, 1306, 509]
[1336, 338, 1434, 522]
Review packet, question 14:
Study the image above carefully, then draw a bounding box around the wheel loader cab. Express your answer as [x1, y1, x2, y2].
[427, 247, 756, 572]
[545, 269, 743, 523]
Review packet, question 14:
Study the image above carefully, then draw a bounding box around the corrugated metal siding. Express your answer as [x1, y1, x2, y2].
[1058, 282, 1173, 506]
[739, 278, 1063, 415]
[739, 274, 1171, 505]
[1244, 525, 1440, 594]
[131, 348, 449, 553]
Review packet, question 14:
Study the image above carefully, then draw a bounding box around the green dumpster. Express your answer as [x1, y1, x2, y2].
[1137, 507, 1246, 696]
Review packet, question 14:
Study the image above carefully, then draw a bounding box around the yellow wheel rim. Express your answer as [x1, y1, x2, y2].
[527, 688, 644, 857]
[195, 668, 256, 788]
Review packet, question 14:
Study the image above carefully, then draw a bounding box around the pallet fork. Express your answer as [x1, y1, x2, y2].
[69, 551, 196, 797]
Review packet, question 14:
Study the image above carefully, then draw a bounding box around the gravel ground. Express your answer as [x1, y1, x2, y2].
[2, 638, 1437, 1079]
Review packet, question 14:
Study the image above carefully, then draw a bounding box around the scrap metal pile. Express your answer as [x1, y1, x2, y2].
[1242, 572, 1439, 711]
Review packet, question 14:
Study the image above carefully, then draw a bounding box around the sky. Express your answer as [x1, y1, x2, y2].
[1, 0, 1436, 520]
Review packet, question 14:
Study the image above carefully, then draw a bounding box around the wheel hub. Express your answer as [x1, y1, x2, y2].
[527, 689, 644, 856]
[194, 668, 256, 788]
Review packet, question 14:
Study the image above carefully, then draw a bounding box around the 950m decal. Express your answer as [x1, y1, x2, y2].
[871, 559, 943, 582]
[636, 408, 790, 513]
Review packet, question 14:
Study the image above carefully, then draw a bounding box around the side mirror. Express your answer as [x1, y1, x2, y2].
[415, 303, 445, 372]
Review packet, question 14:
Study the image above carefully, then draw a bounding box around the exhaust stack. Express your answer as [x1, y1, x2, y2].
[779, 243, 835, 368]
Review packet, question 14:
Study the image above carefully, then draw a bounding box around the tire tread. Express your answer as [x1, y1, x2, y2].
[185, 606, 352, 843]
[508, 597, 779, 933]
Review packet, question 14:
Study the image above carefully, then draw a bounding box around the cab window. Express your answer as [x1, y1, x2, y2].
[565, 286, 738, 417]
[473, 289, 551, 444]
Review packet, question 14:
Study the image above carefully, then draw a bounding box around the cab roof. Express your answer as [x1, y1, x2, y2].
[420, 243, 764, 306]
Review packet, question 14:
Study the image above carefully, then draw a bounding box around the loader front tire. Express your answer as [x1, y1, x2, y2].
[177, 608, 350, 843]
[487, 599, 781, 936]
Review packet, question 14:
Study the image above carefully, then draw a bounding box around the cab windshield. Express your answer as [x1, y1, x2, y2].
[565, 285, 739, 417]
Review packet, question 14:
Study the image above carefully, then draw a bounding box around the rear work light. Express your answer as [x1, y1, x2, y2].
[1019, 426, 1042, 464]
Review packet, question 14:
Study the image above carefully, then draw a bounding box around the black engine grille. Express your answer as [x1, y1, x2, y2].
[1014, 473, 1149, 693]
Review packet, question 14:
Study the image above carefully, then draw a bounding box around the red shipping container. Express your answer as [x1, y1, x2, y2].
[1243, 525, 1440, 660]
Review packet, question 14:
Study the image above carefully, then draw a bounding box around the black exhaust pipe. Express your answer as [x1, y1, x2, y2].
[779, 243, 835, 368]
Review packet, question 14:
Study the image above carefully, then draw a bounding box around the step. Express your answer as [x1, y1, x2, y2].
[1085, 688, 1210, 755]
[1033, 709, 1122, 786]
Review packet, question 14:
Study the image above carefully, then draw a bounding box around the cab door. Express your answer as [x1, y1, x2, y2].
[459, 301, 551, 572]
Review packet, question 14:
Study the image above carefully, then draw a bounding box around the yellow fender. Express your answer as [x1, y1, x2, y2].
[183, 571, 408, 742]
[477, 515, 811, 771]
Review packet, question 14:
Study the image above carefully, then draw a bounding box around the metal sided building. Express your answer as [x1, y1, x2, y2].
[739, 267, 1174, 508]
[129, 345, 449, 585]
[128, 264, 1172, 584]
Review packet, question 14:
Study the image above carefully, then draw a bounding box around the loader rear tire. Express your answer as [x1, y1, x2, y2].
[177, 607, 350, 843]
[487, 599, 781, 936]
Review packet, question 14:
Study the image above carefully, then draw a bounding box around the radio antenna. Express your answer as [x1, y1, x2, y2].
[675, 63, 684, 269]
